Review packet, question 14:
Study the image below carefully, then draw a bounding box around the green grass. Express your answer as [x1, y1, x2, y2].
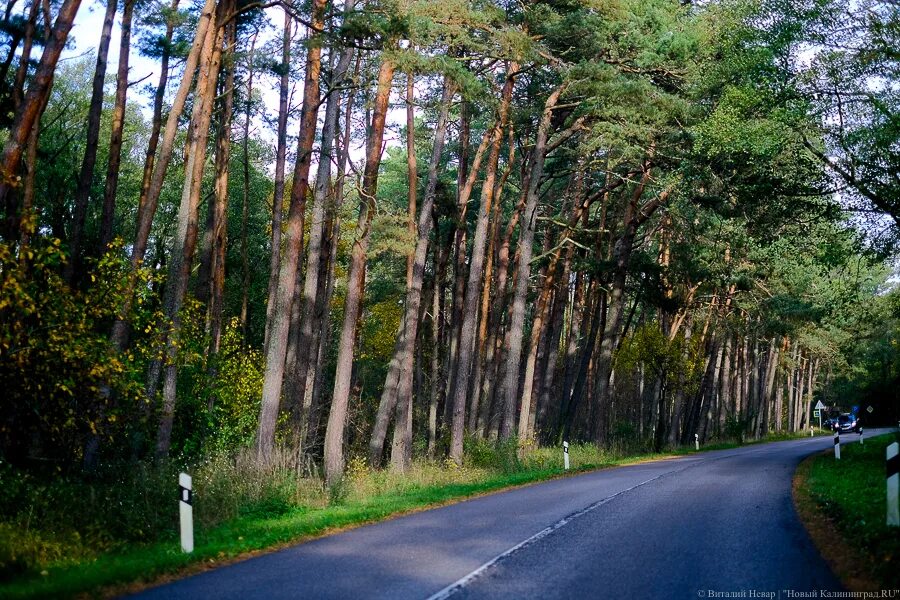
[802, 431, 900, 589]
[0, 429, 827, 599]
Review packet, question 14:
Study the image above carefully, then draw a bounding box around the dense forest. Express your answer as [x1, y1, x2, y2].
[1, 0, 899, 491]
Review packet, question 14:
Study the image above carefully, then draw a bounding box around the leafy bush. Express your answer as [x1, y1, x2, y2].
[0, 240, 154, 469]
[723, 415, 747, 443]
[464, 436, 521, 473]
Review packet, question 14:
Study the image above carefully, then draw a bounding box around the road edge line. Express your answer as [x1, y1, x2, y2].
[423, 471, 672, 600]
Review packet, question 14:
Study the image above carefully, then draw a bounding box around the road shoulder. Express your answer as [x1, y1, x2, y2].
[792, 432, 899, 591]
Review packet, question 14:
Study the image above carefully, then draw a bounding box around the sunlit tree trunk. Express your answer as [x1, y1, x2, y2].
[0, 0, 83, 237]
[324, 55, 396, 484]
[255, 0, 328, 463]
[156, 10, 224, 457]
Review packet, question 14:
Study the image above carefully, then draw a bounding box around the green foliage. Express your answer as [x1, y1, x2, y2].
[203, 321, 265, 452]
[464, 436, 521, 473]
[0, 240, 153, 469]
[804, 432, 900, 588]
[615, 324, 704, 397]
[723, 415, 747, 443]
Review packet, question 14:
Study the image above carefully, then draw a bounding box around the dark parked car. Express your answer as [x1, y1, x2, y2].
[835, 413, 860, 433]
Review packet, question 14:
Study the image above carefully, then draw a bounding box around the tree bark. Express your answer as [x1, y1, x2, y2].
[110, 0, 213, 351]
[65, 0, 117, 282]
[239, 30, 258, 341]
[290, 2, 356, 449]
[264, 5, 292, 351]
[324, 55, 396, 484]
[255, 0, 328, 463]
[0, 0, 83, 235]
[448, 65, 516, 464]
[156, 10, 224, 457]
[99, 0, 136, 251]
[208, 21, 236, 358]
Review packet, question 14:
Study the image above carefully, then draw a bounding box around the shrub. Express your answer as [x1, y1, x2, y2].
[0, 240, 154, 470]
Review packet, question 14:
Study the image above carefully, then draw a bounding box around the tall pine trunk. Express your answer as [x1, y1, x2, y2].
[110, 0, 214, 351]
[208, 22, 236, 358]
[255, 0, 328, 463]
[448, 64, 516, 463]
[99, 0, 136, 251]
[65, 0, 117, 282]
[324, 55, 396, 484]
[264, 6, 292, 351]
[366, 79, 455, 468]
[156, 10, 224, 457]
[0, 0, 83, 233]
[290, 1, 356, 447]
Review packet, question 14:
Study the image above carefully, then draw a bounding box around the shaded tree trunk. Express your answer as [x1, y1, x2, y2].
[110, 0, 214, 351]
[448, 64, 516, 464]
[263, 5, 292, 351]
[367, 79, 455, 468]
[255, 0, 328, 463]
[65, 0, 117, 282]
[156, 11, 224, 457]
[290, 3, 356, 449]
[99, 0, 136, 251]
[208, 21, 236, 358]
[323, 55, 396, 484]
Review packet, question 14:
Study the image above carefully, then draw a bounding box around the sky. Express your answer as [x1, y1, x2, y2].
[61, 0, 410, 171]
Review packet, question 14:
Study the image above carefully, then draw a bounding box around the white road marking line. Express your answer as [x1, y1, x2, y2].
[425, 432, 891, 600]
[423, 470, 670, 600]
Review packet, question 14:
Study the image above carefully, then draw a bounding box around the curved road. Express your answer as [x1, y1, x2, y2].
[134, 430, 891, 600]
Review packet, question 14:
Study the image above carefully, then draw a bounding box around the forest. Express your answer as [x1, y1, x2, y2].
[1, 0, 899, 582]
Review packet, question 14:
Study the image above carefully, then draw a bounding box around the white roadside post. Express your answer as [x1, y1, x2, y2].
[833, 431, 841, 460]
[179, 472, 193, 553]
[860, 427, 864, 445]
[563, 441, 570, 470]
[695, 433, 699, 451]
[888, 442, 899, 527]
[810, 426, 813, 437]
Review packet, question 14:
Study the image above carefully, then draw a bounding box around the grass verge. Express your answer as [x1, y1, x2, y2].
[1, 430, 827, 599]
[793, 431, 900, 590]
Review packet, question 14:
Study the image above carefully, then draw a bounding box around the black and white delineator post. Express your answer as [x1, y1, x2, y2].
[563, 441, 570, 470]
[888, 442, 899, 527]
[695, 433, 699, 451]
[833, 431, 841, 460]
[859, 427, 864, 445]
[179, 472, 193, 553]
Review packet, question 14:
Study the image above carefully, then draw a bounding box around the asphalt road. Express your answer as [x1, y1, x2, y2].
[133, 429, 893, 600]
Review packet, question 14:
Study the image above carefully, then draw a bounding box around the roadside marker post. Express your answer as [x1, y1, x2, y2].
[859, 427, 864, 445]
[888, 442, 899, 526]
[695, 433, 699, 451]
[563, 441, 569, 470]
[834, 431, 841, 460]
[810, 426, 813, 437]
[179, 472, 193, 553]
